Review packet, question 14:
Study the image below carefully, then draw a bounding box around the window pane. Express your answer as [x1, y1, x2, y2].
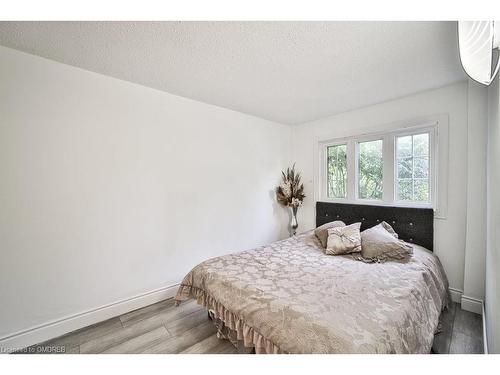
[413, 133, 429, 157]
[397, 158, 412, 178]
[414, 157, 429, 178]
[395, 132, 430, 202]
[414, 179, 429, 201]
[327, 144, 347, 198]
[397, 179, 413, 200]
[397, 136, 412, 158]
[358, 140, 383, 200]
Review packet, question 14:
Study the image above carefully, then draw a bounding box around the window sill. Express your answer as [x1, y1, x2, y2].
[319, 198, 434, 210]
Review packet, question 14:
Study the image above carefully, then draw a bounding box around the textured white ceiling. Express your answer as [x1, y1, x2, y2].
[0, 21, 465, 124]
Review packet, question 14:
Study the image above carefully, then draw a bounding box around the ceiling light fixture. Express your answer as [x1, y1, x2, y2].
[458, 21, 500, 86]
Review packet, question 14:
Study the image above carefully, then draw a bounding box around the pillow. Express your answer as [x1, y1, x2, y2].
[325, 222, 362, 255]
[380, 221, 398, 238]
[359, 223, 413, 262]
[314, 220, 346, 248]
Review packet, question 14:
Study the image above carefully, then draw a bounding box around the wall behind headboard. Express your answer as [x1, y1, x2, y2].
[292, 81, 486, 310]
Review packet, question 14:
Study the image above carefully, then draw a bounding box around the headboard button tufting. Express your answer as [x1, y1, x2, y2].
[376, 219, 380, 222]
[362, 217, 365, 221]
[409, 222, 413, 226]
[392, 221, 396, 224]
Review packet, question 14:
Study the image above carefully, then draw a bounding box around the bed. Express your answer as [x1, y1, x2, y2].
[175, 202, 449, 354]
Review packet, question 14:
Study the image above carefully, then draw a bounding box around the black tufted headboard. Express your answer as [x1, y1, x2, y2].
[316, 202, 434, 251]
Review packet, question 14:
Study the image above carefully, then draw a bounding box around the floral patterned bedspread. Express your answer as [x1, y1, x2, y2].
[175, 231, 449, 354]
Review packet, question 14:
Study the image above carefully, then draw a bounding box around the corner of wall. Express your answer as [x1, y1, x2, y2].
[462, 79, 488, 310]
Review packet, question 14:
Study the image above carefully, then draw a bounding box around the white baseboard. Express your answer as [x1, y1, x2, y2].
[482, 302, 488, 354]
[449, 287, 463, 303]
[461, 295, 483, 315]
[0, 283, 179, 353]
[448, 288, 484, 315]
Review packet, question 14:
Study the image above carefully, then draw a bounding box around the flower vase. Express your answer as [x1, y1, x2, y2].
[290, 206, 298, 236]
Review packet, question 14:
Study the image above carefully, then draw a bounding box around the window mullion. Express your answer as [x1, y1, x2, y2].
[383, 134, 394, 203]
[322, 145, 327, 200]
[411, 135, 414, 201]
[347, 140, 356, 201]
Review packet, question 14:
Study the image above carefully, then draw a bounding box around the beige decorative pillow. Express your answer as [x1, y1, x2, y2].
[360, 223, 413, 262]
[325, 222, 362, 255]
[314, 220, 346, 248]
[380, 221, 398, 238]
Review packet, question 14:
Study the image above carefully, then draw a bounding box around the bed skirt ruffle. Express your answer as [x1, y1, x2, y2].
[175, 284, 284, 354]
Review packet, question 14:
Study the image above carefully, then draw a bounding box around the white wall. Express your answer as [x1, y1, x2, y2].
[292, 82, 470, 296]
[486, 75, 500, 353]
[0, 46, 291, 347]
[463, 81, 488, 313]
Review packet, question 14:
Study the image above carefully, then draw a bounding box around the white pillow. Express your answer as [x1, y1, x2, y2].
[325, 222, 362, 255]
[359, 222, 413, 262]
[314, 220, 346, 248]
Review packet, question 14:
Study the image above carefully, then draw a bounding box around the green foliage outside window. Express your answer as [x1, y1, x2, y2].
[327, 144, 347, 198]
[358, 140, 383, 200]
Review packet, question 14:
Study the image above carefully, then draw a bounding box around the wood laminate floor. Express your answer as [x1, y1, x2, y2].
[20, 300, 483, 354]
[432, 302, 484, 354]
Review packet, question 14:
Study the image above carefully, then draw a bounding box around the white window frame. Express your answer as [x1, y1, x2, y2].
[393, 127, 436, 207]
[319, 123, 437, 210]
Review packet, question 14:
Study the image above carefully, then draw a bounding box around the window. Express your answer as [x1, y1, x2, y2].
[327, 144, 347, 198]
[357, 140, 383, 200]
[320, 125, 436, 208]
[396, 133, 430, 203]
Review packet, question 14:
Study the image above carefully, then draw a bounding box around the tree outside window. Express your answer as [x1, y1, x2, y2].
[358, 140, 383, 200]
[327, 144, 347, 199]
